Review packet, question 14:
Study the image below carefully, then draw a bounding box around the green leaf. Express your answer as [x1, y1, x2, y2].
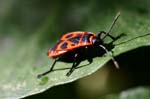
[0, 1, 150, 99]
[99, 86, 150, 99]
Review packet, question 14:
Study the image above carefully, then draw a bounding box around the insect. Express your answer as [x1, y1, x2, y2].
[37, 12, 120, 78]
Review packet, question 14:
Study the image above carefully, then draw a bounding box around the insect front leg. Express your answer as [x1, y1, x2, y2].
[98, 31, 116, 40]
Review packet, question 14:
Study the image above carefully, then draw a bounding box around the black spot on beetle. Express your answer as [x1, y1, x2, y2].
[61, 42, 68, 49]
[71, 44, 75, 46]
[65, 33, 73, 38]
[82, 34, 92, 43]
[68, 36, 81, 44]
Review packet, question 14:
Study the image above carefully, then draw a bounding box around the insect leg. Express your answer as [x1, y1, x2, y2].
[37, 58, 59, 78]
[85, 46, 93, 64]
[66, 53, 80, 76]
[98, 31, 115, 40]
[99, 45, 119, 69]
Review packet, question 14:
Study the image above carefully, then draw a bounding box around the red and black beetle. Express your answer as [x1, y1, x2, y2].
[37, 12, 120, 78]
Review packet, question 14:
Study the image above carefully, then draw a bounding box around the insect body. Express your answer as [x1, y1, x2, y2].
[37, 12, 120, 78]
[49, 32, 98, 58]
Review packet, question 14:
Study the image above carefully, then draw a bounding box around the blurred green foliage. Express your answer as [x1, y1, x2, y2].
[100, 87, 150, 99]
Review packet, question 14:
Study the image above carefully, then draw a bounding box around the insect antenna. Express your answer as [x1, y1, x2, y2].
[102, 12, 120, 40]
